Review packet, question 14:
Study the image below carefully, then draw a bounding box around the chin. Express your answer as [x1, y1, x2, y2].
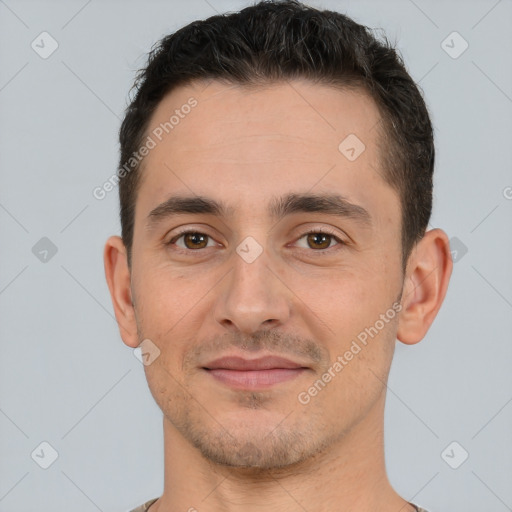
[180, 415, 335, 471]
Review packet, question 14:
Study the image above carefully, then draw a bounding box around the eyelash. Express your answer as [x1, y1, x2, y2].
[167, 228, 345, 255]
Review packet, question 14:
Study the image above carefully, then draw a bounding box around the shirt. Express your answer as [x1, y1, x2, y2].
[128, 498, 430, 511]
[128, 498, 158, 511]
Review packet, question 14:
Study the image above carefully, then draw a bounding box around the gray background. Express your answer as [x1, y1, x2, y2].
[1, 0, 511, 511]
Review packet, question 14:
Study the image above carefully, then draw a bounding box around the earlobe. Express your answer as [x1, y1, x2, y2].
[396, 228, 453, 345]
[103, 236, 140, 348]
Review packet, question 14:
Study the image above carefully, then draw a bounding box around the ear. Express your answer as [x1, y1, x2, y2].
[103, 235, 139, 348]
[397, 228, 453, 345]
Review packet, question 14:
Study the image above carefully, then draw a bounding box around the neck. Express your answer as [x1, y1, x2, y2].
[150, 393, 415, 512]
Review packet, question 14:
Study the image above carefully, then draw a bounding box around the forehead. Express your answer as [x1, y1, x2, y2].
[135, 79, 396, 225]
[144, 79, 381, 158]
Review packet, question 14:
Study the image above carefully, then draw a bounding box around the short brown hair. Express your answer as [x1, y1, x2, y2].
[118, 0, 434, 271]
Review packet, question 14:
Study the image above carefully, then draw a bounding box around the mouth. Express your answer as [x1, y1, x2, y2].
[202, 355, 309, 390]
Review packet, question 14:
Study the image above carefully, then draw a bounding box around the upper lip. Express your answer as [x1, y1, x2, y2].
[203, 355, 307, 371]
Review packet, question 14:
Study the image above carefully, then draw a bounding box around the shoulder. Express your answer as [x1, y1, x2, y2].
[126, 497, 159, 512]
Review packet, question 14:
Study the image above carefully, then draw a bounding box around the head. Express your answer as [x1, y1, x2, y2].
[105, 0, 451, 471]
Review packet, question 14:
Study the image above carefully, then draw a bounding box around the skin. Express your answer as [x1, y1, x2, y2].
[104, 79, 452, 512]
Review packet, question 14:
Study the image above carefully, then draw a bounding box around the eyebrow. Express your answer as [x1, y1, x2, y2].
[145, 192, 372, 230]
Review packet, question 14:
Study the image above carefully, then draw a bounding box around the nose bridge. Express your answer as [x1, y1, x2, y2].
[214, 240, 291, 333]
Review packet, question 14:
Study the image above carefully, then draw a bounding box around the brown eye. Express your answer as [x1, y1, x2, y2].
[295, 229, 343, 251]
[170, 231, 213, 250]
[183, 233, 209, 249]
[306, 232, 332, 250]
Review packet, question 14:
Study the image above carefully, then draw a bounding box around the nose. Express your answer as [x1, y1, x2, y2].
[213, 247, 291, 334]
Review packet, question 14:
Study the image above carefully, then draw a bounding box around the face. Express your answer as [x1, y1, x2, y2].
[129, 79, 404, 469]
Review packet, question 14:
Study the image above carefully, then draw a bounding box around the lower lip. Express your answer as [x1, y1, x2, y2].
[205, 368, 307, 390]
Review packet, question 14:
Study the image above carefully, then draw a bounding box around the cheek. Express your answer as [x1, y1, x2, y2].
[133, 268, 192, 355]
[136, 260, 189, 315]
[290, 267, 386, 332]
[291, 267, 398, 378]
